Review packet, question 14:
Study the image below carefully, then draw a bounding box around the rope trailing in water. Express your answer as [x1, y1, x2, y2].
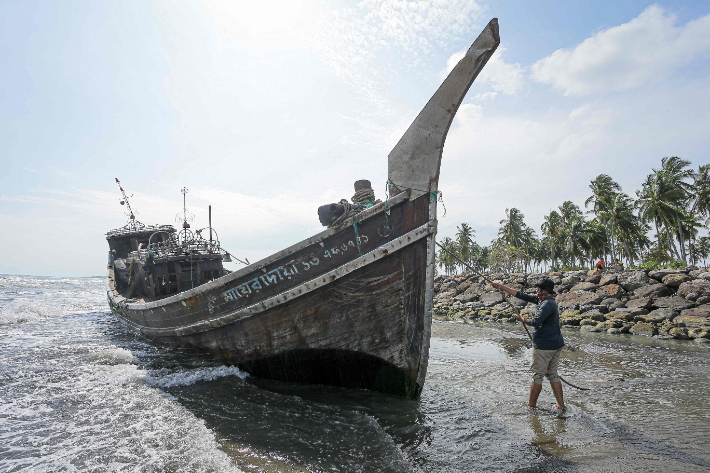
[386, 180, 446, 216]
[435, 242, 591, 391]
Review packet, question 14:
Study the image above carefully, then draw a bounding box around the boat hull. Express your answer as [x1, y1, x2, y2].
[108, 191, 434, 398]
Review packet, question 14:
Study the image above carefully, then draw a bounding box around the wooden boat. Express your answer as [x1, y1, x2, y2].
[107, 19, 499, 399]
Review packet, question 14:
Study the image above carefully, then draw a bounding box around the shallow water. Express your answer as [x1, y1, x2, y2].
[1, 276, 709, 472]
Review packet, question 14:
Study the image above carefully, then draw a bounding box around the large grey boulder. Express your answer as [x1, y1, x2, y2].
[585, 274, 602, 284]
[454, 284, 485, 303]
[556, 292, 581, 309]
[480, 292, 505, 307]
[618, 271, 651, 292]
[626, 297, 653, 310]
[599, 273, 618, 286]
[510, 273, 527, 285]
[577, 292, 606, 306]
[676, 306, 710, 328]
[456, 279, 475, 293]
[572, 282, 599, 292]
[652, 296, 696, 311]
[634, 283, 672, 298]
[583, 310, 606, 321]
[677, 279, 710, 299]
[440, 280, 459, 293]
[436, 290, 456, 302]
[649, 268, 683, 281]
[640, 308, 679, 323]
[597, 284, 625, 299]
[561, 275, 582, 286]
[662, 273, 692, 288]
[630, 322, 657, 336]
[601, 298, 626, 310]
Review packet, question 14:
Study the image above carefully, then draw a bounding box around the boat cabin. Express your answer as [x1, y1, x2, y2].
[107, 224, 229, 301]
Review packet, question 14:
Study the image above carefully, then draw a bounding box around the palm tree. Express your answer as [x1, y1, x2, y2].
[437, 237, 458, 275]
[602, 192, 640, 265]
[585, 219, 608, 266]
[561, 214, 591, 268]
[455, 223, 475, 270]
[636, 171, 684, 265]
[658, 156, 693, 263]
[521, 227, 538, 272]
[693, 164, 710, 224]
[586, 174, 622, 212]
[498, 208, 527, 248]
[558, 201, 583, 222]
[541, 210, 562, 270]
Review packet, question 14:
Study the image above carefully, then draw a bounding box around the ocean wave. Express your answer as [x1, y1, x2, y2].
[86, 347, 135, 365]
[147, 365, 249, 388]
[0, 299, 57, 325]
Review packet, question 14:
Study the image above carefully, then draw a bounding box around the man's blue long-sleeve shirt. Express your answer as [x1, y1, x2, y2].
[515, 291, 564, 350]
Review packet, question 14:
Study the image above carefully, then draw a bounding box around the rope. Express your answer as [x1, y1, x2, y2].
[435, 242, 591, 391]
[352, 188, 376, 206]
[353, 220, 363, 257]
[386, 180, 446, 216]
[384, 182, 391, 232]
[328, 199, 360, 227]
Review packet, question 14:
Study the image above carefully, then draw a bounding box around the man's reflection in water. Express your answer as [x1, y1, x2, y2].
[528, 414, 572, 456]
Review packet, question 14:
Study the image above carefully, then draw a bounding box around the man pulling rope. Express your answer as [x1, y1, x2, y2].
[492, 278, 567, 417]
[435, 242, 590, 417]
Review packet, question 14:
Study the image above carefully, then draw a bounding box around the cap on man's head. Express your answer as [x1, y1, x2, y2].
[534, 278, 555, 294]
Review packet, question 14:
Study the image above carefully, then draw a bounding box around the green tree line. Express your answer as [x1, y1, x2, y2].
[436, 157, 710, 275]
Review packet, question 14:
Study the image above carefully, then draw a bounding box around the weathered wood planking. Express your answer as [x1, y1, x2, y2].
[113, 192, 426, 331]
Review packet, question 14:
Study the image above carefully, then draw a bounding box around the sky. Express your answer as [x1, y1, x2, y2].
[1, 0, 709, 276]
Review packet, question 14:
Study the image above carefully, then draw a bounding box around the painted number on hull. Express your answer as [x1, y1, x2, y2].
[219, 233, 369, 305]
[323, 235, 368, 258]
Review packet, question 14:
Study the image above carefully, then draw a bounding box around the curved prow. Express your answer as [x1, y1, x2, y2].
[388, 18, 500, 197]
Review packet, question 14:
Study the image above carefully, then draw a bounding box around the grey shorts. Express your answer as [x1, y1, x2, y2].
[531, 347, 562, 384]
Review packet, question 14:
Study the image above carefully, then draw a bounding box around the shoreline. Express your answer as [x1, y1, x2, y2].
[433, 268, 710, 344]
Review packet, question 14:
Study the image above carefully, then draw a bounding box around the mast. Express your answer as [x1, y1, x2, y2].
[114, 178, 144, 231]
[387, 18, 500, 198]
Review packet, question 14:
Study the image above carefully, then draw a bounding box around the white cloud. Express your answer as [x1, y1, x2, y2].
[531, 5, 710, 96]
[314, 0, 485, 108]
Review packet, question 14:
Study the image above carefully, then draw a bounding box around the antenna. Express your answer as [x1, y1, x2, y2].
[181, 187, 189, 229]
[114, 178, 144, 231]
[175, 186, 195, 244]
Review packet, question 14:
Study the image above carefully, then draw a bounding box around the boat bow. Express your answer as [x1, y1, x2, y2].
[388, 18, 500, 197]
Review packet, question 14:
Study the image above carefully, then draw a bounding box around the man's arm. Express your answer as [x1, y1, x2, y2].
[491, 282, 537, 303]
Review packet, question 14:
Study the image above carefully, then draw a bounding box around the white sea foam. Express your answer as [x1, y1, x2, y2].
[0, 299, 55, 325]
[87, 347, 135, 365]
[0, 276, 246, 472]
[148, 365, 249, 388]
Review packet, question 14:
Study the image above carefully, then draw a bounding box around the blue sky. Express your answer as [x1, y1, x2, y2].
[1, 1, 709, 276]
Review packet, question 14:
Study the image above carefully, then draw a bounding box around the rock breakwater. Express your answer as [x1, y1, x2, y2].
[433, 268, 710, 342]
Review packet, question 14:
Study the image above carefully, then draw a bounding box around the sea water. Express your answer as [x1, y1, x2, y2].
[1, 275, 709, 472]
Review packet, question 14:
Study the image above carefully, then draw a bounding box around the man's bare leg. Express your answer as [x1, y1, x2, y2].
[527, 382, 543, 408]
[550, 381, 564, 409]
